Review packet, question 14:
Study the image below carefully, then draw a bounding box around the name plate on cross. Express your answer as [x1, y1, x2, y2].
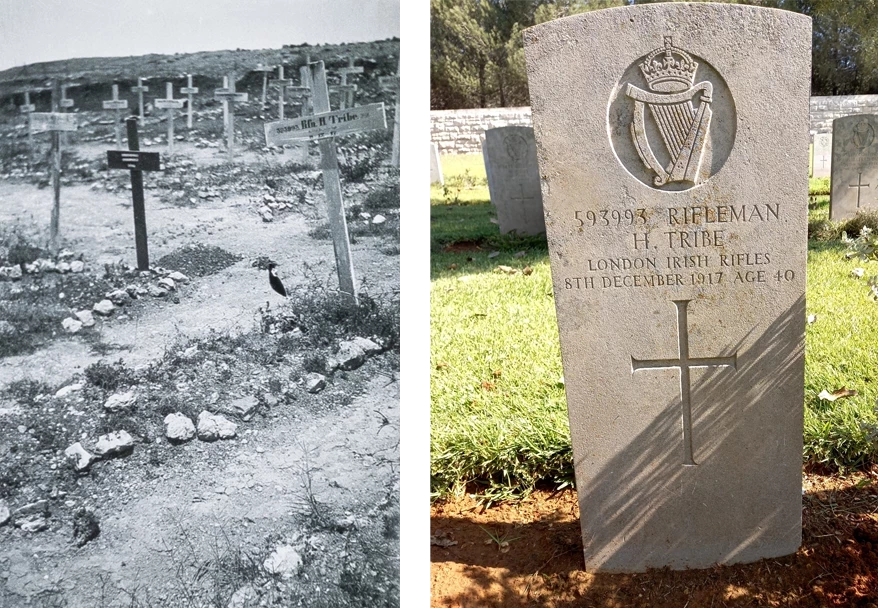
[214, 90, 248, 102]
[20, 104, 36, 113]
[103, 100, 128, 110]
[155, 99, 185, 109]
[107, 150, 161, 171]
[263, 102, 386, 145]
[31, 113, 78, 133]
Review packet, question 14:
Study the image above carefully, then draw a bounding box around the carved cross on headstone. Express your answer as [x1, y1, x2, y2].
[631, 299, 738, 466]
[154, 82, 185, 154]
[180, 74, 199, 130]
[849, 173, 870, 208]
[102, 84, 128, 148]
[131, 78, 149, 120]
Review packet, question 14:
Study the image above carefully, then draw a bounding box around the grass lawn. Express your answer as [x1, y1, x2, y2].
[431, 154, 878, 501]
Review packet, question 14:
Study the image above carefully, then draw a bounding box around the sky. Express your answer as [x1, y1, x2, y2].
[0, 0, 400, 71]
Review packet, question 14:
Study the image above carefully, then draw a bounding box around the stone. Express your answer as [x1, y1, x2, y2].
[13, 500, 49, 531]
[103, 391, 136, 412]
[106, 289, 131, 306]
[70, 260, 85, 273]
[372, 214, 386, 225]
[522, 3, 809, 571]
[75, 310, 95, 327]
[55, 383, 83, 398]
[430, 142, 444, 185]
[61, 318, 83, 334]
[224, 395, 259, 421]
[64, 442, 94, 472]
[263, 545, 303, 579]
[304, 373, 326, 394]
[0, 265, 22, 280]
[331, 341, 367, 371]
[72, 508, 100, 547]
[168, 271, 190, 284]
[830, 115, 878, 219]
[92, 300, 115, 316]
[56, 262, 71, 274]
[482, 126, 545, 235]
[196, 411, 237, 441]
[0, 500, 9, 526]
[228, 585, 259, 608]
[0, 320, 16, 337]
[157, 277, 176, 291]
[812, 133, 832, 179]
[351, 336, 382, 356]
[148, 284, 168, 298]
[93, 430, 135, 458]
[163, 413, 196, 443]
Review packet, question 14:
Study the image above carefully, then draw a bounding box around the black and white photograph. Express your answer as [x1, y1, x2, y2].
[0, 1, 400, 605]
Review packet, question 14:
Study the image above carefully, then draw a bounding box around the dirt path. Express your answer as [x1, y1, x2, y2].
[1, 366, 399, 606]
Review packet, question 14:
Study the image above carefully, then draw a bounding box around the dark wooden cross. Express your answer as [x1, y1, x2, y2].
[106, 118, 162, 270]
[631, 299, 738, 466]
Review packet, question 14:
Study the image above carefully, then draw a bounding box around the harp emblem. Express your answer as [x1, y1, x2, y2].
[626, 37, 713, 187]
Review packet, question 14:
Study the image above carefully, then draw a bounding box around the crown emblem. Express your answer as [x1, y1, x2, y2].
[639, 36, 698, 93]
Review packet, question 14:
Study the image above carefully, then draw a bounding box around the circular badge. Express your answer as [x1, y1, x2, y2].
[608, 36, 737, 192]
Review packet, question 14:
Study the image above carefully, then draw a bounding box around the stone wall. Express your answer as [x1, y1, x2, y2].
[430, 97, 878, 154]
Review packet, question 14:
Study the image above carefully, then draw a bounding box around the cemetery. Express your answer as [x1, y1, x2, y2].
[0, 42, 400, 607]
[431, 3, 878, 606]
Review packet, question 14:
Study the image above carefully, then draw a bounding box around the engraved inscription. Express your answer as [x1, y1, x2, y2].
[631, 299, 738, 466]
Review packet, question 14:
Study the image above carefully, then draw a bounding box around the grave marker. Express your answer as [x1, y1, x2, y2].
[272, 65, 293, 120]
[38, 82, 79, 254]
[380, 69, 400, 167]
[813, 133, 832, 179]
[336, 57, 363, 109]
[482, 126, 545, 235]
[830, 115, 878, 220]
[263, 61, 387, 306]
[430, 143, 443, 185]
[19, 91, 35, 160]
[102, 84, 128, 148]
[299, 64, 314, 115]
[180, 74, 199, 130]
[214, 74, 248, 159]
[523, 4, 810, 571]
[59, 85, 74, 109]
[154, 82, 185, 154]
[254, 63, 273, 107]
[106, 118, 161, 270]
[131, 78, 149, 120]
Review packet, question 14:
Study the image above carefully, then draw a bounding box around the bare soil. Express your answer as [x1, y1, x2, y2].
[431, 468, 878, 607]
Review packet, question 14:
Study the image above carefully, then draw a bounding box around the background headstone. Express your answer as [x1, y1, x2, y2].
[830, 115, 878, 219]
[430, 142, 444, 185]
[523, 3, 810, 572]
[813, 132, 832, 179]
[483, 126, 545, 235]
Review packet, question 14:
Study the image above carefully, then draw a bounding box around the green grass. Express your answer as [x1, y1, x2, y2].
[431, 153, 878, 501]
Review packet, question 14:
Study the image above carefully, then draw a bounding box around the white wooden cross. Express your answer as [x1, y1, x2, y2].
[59, 85, 74, 146]
[180, 74, 199, 129]
[214, 73, 248, 159]
[154, 82, 185, 154]
[299, 64, 314, 116]
[34, 82, 78, 254]
[130, 77, 149, 120]
[380, 67, 400, 167]
[272, 65, 293, 120]
[336, 57, 364, 110]
[254, 63, 273, 107]
[263, 61, 387, 306]
[19, 91, 36, 161]
[102, 84, 128, 148]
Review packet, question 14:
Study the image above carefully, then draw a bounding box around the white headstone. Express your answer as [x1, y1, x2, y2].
[483, 126, 545, 235]
[523, 3, 810, 572]
[812, 133, 832, 179]
[830, 115, 878, 220]
[430, 143, 444, 185]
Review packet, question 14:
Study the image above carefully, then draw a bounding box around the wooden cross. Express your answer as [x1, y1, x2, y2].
[59, 85, 74, 109]
[263, 61, 387, 306]
[336, 57, 363, 110]
[19, 91, 36, 161]
[380, 68, 400, 167]
[299, 64, 314, 115]
[849, 173, 871, 208]
[130, 77, 149, 120]
[214, 73, 248, 159]
[254, 63, 273, 107]
[330, 84, 357, 111]
[272, 65, 293, 120]
[631, 300, 738, 466]
[102, 84, 128, 148]
[106, 118, 162, 270]
[180, 74, 199, 130]
[154, 82, 185, 154]
[32, 82, 78, 254]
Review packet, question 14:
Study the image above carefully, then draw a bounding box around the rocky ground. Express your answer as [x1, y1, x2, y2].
[0, 48, 399, 608]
